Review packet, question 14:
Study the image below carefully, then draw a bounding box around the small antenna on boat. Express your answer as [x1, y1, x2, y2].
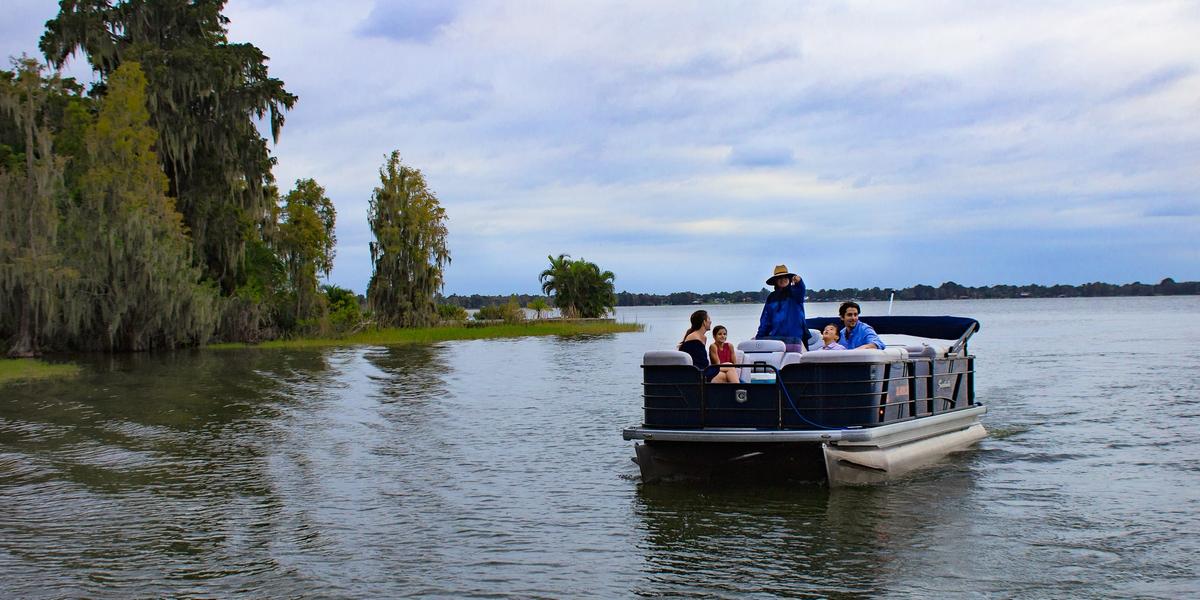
[888, 291, 895, 315]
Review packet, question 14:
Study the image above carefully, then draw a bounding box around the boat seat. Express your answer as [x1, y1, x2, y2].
[799, 347, 909, 364]
[902, 344, 951, 358]
[643, 350, 692, 366]
[780, 352, 804, 368]
[737, 339, 786, 382]
[738, 339, 787, 354]
[805, 328, 823, 350]
[903, 344, 937, 359]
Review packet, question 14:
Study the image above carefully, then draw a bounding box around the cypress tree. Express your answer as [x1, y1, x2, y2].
[278, 178, 336, 325]
[41, 0, 297, 297]
[367, 152, 450, 328]
[62, 62, 217, 351]
[0, 59, 73, 357]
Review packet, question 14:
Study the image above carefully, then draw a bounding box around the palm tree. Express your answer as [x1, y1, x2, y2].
[539, 254, 616, 318]
[577, 260, 616, 318]
[540, 254, 575, 317]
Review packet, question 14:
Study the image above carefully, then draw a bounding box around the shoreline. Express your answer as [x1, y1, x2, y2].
[0, 359, 82, 385]
[205, 320, 644, 350]
[2, 321, 643, 377]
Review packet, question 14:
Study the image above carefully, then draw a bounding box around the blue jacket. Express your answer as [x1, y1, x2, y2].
[756, 279, 808, 345]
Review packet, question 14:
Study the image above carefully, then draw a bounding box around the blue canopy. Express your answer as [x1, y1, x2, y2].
[804, 316, 980, 340]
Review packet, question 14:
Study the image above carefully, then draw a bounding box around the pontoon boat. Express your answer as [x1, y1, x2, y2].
[622, 316, 986, 486]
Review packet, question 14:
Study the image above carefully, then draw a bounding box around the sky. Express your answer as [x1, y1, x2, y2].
[3, 1, 1199, 295]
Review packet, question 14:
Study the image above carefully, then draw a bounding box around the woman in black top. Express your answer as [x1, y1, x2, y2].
[678, 310, 739, 383]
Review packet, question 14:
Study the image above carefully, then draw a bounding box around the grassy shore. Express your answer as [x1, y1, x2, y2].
[0, 358, 82, 385]
[206, 320, 644, 350]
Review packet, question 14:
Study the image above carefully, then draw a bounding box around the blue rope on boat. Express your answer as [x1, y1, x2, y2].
[774, 377, 845, 431]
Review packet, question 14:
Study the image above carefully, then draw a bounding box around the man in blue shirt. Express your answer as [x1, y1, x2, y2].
[756, 264, 808, 352]
[838, 301, 885, 350]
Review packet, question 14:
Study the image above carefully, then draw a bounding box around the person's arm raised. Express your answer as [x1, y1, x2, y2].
[790, 275, 806, 300]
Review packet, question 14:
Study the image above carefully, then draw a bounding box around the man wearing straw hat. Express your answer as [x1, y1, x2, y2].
[756, 264, 809, 352]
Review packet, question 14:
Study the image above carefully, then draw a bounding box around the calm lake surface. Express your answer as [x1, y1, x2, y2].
[2, 297, 1198, 598]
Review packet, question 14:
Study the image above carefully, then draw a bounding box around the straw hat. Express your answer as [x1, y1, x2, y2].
[766, 264, 796, 285]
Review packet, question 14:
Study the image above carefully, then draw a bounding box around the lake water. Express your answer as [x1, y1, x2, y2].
[1, 297, 1198, 598]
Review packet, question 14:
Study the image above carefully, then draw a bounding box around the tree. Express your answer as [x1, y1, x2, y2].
[437, 303, 467, 322]
[0, 58, 73, 357]
[41, 0, 297, 295]
[474, 297, 525, 323]
[323, 284, 362, 332]
[527, 298, 549, 319]
[539, 254, 574, 314]
[278, 178, 336, 323]
[367, 152, 450, 327]
[60, 62, 217, 351]
[539, 254, 616, 318]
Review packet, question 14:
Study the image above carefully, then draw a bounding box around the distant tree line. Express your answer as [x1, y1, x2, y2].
[444, 278, 1198, 309]
[811, 278, 1198, 302]
[442, 294, 548, 310]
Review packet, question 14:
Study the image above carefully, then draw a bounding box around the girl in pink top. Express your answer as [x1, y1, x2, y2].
[708, 325, 739, 382]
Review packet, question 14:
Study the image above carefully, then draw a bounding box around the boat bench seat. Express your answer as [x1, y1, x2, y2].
[641, 349, 753, 368]
[642, 350, 692, 366]
[901, 344, 951, 358]
[792, 347, 909, 364]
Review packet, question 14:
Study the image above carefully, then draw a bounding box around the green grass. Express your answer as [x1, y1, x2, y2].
[206, 320, 644, 350]
[0, 358, 81, 385]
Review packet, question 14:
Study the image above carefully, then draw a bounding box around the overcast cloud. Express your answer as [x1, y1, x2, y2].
[4, 1, 1198, 294]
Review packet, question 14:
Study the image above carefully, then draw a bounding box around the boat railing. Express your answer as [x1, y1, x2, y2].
[641, 355, 976, 430]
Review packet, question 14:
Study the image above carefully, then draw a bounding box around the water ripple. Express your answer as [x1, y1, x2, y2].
[1, 299, 1198, 596]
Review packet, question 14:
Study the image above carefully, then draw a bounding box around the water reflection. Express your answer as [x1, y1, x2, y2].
[0, 343, 467, 596]
[0, 350, 306, 491]
[361, 343, 449, 402]
[632, 464, 980, 597]
[0, 349, 326, 596]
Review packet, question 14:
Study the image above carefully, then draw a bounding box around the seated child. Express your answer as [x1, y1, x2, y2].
[708, 325, 741, 382]
[815, 323, 847, 351]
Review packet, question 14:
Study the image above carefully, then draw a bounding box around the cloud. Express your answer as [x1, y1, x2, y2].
[1109, 64, 1195, 101]
[1144, 201, 1200, 218]
[357, 1, 459, 43]
[5, 0, 1199, 295]
[727, 145, 796, 168]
